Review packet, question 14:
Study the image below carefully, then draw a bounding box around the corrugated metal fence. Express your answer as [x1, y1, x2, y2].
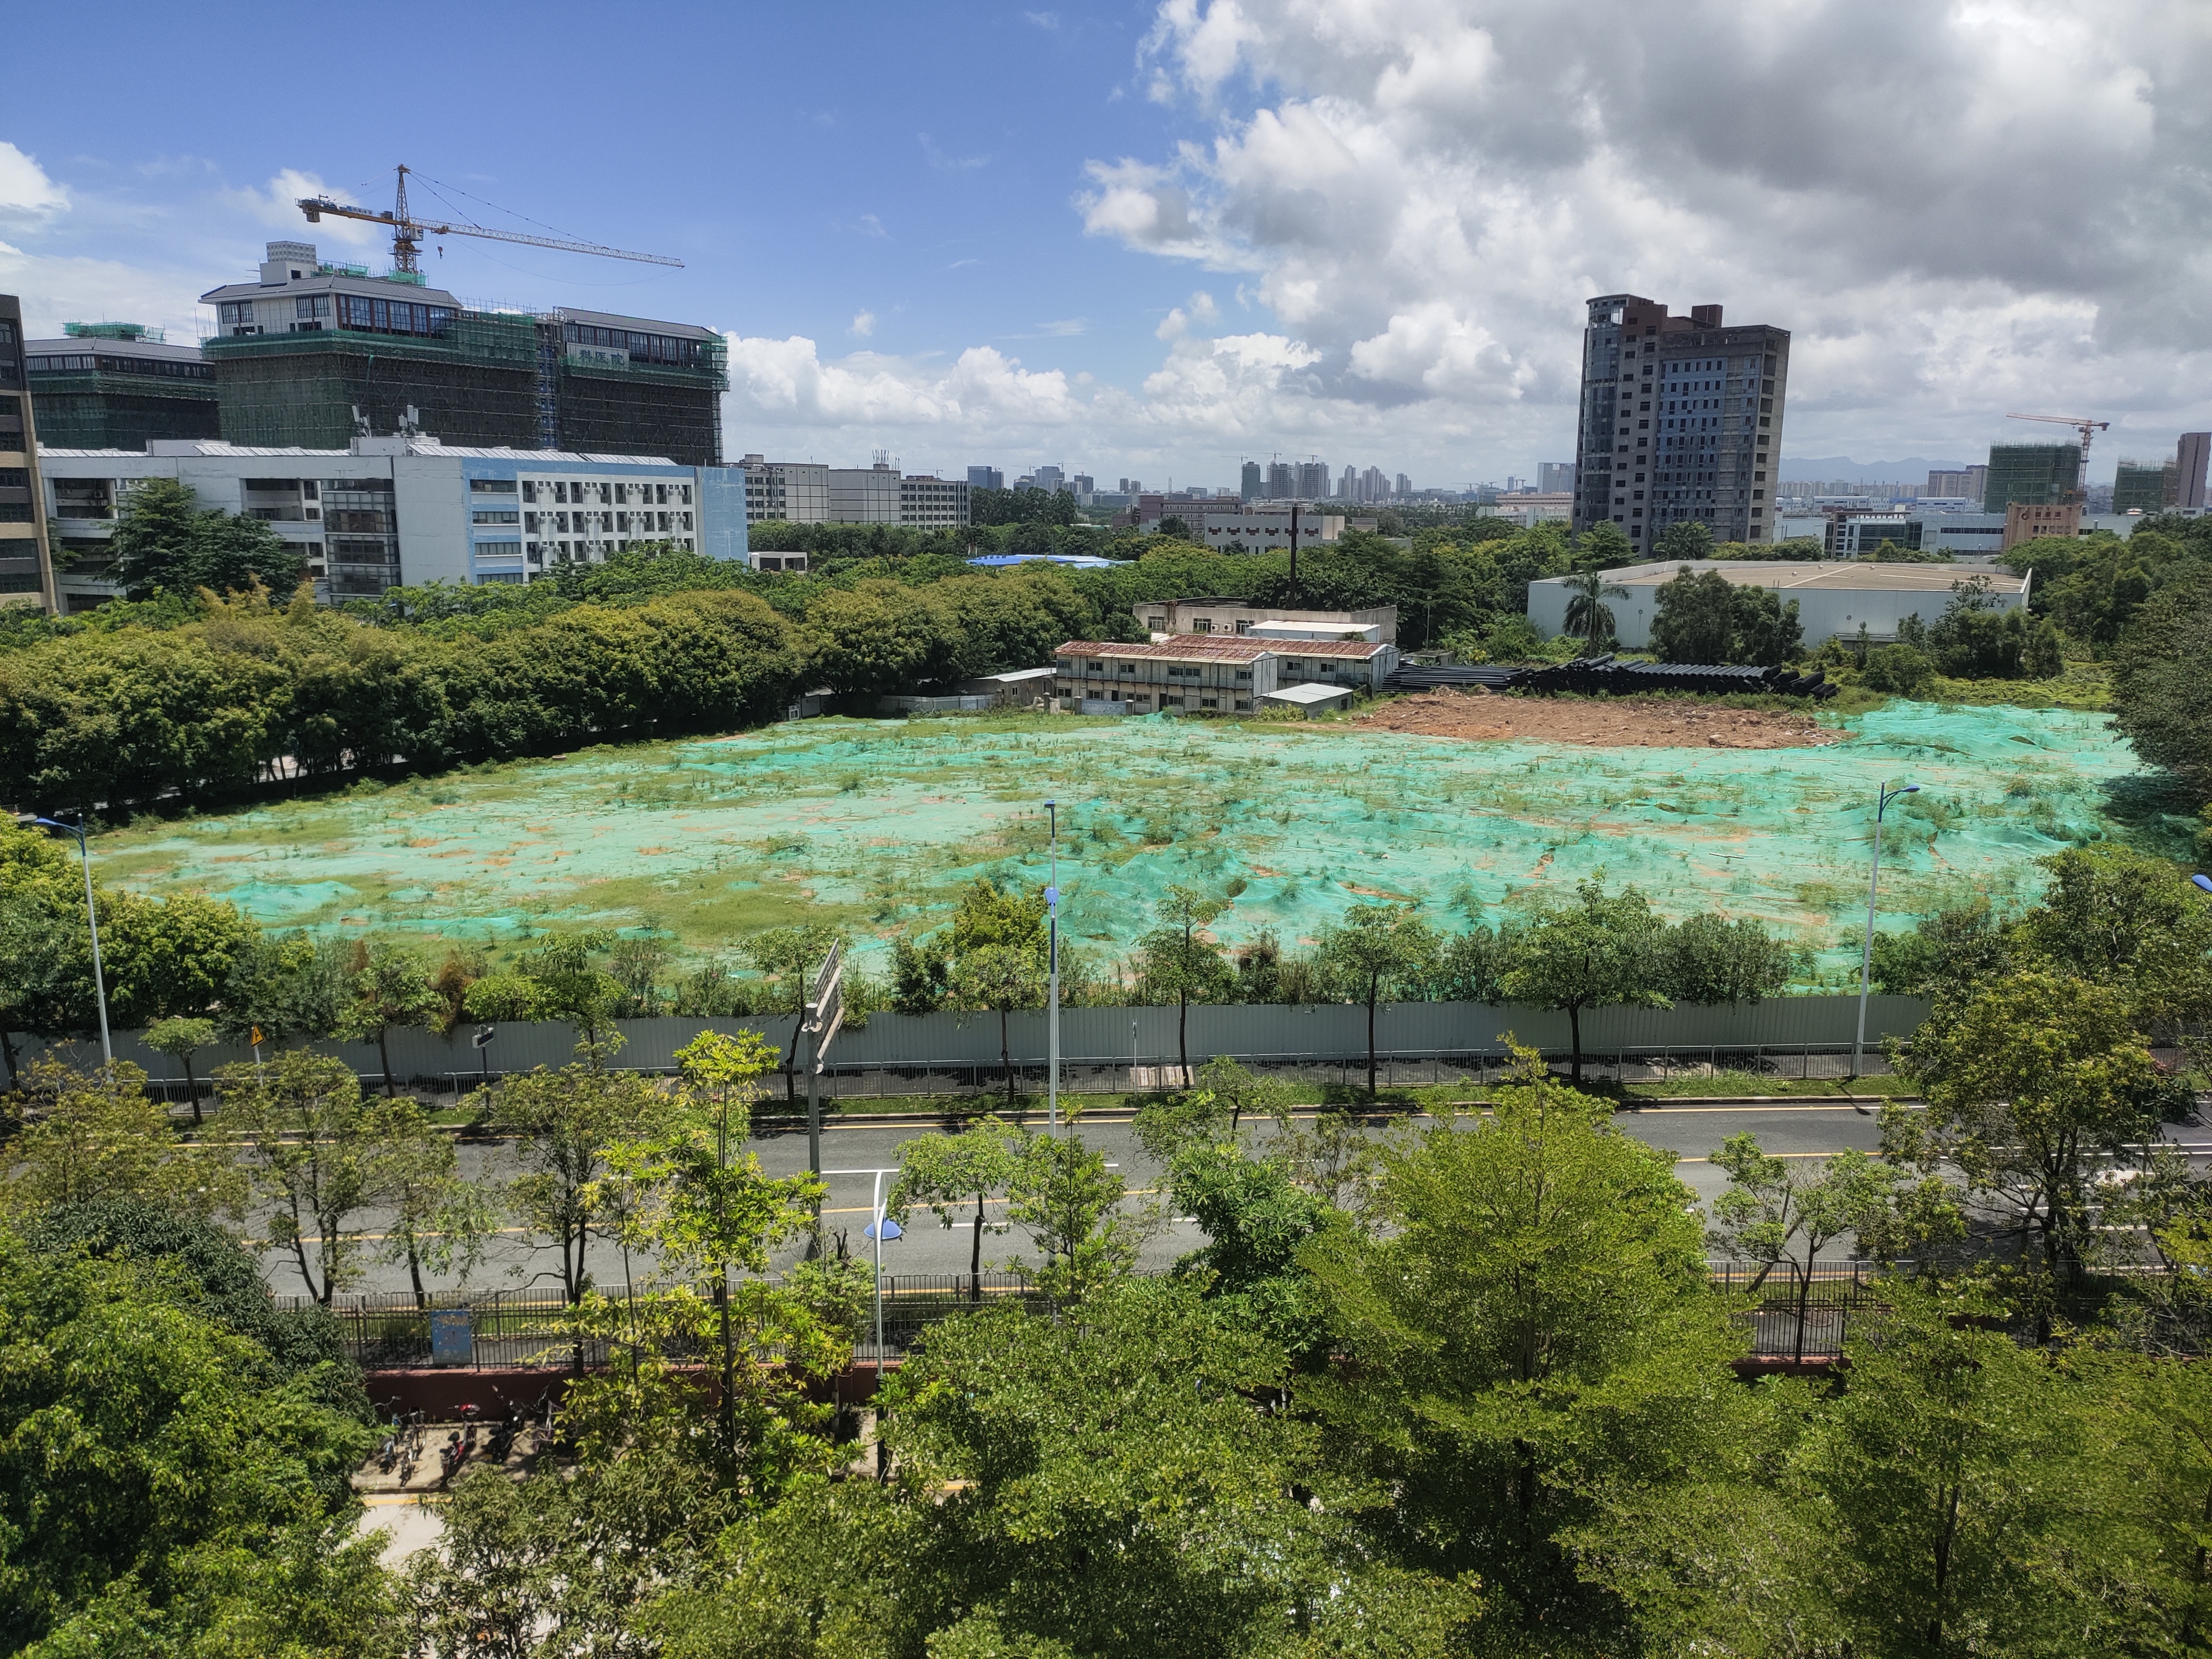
[28, 993, 1930, 1097]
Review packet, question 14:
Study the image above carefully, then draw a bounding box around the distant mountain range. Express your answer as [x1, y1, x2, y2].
[1777, 456, 1972, 484]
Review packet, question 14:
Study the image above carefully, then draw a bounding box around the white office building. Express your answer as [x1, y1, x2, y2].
[38, 434, 745, 608]
[1527, 560, 2030, 648]
[736, 455, 829, 524]
[825, 460, 969, 529]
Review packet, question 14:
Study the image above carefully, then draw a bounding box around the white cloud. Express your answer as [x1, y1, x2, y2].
[850, 309, 876, 338]
[1074, 0, 2212, 474]
[223, 169, 382, 247]
[0, 143, 68, 220]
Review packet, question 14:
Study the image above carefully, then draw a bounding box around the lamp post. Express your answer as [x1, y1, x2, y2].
[2195, 874, 2212, 896]
[1853, 779, 1919, 1078]
[1045, 799, 1060, 1136]
[34, 815, 111, 1068]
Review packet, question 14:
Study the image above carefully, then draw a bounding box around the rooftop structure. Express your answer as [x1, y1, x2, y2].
[37, 433, 743, 610]
[25, 322, 221, 450]
[1131, 597, 1399, 645]
[1053, 634, 1398, 714]
[1526, 559, 2028, 648]
[1572, 295, 1788, 555]
[199, 243, 726, 463]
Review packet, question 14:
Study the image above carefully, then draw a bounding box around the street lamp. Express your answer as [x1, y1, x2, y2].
[2195, 874, 2212, 896]
[1853, 780, 1918, 1078]
[33, 815, 111, 1068]
[1045, 799, 1060, 1135]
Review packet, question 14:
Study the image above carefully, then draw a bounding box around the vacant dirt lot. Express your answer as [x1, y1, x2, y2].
[1358, 688, 1844, 749]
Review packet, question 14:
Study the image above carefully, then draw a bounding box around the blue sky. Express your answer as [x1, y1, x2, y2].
[6, 1, 2210, 488]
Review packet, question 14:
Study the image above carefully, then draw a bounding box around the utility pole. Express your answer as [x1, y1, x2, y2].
[35, 816, 109, 1068]
[1045, 800, 1061, 1135]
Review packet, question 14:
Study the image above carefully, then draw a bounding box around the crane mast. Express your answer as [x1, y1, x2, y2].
[297, 164, 682, 272]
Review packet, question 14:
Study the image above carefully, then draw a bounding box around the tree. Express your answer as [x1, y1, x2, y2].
[336, 940, 440, 1096]
[0, 1220, 397, 1656]
[889, 1116, 1024, 1300]
[601, 1030, 838, 1488]
[1496, 879, 1670, 1083]
[1658, 913, 1791, 1005]
[1863, 640, 1936, 695]
[1574, 520, 1635, 572]
[377, 1097, 496, 1308]
[144, 1014, 218, 1124]
[215, 1051, 397, 1305]
[2010, 844, 2212, 1040]
[1161, 1135, 1337, 1357]
[1927, 574, 2030, 679]
[1561, 570, 1629, 655]
[1648, 565, 1737, 662]
[2, 1060, 241, 1220]
[1135, 884, 1233, 1087]
[1705, 1138, 1901, 1362]
[105, 476, 306, 599]
[2024, 616, 2064, 679]
[1647, 563, 1803, 665]
[875, 1279, 1480, 1659]
[520, 932, 630, 1071]
[1299, 1045, 1735, 1631]
[221, 932, 353, 1042]
[1655, 519, 1715, 562]
[1194, 1053, 1291, 1134]
[492, 1062, 670, 1306]
[1889, 971, 2159, 1284]
[2112, 580, 2212, 796]
[1003, 1129, 1157, 1306]
[950, 943, 1046, 1110]
[1317, 902, 1439, 1095]
[1808, 1285, 2094, 1655]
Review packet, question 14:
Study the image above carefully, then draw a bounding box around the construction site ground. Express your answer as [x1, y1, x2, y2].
[93, 700, 2159, 985]
[1360, 688, 1842, 749]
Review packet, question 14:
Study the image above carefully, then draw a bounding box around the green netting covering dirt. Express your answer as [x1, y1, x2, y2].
[93, 702, 2158, 984]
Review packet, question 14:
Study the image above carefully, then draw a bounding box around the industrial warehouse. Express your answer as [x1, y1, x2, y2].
[1525, 559, 2032, 648]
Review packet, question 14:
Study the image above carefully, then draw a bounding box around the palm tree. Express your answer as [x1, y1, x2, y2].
[1563, 571, 1630, 655]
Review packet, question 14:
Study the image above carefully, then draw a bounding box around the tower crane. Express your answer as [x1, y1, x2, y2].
[2005, 411, 2109, 466]
[296, 164, 682, 275]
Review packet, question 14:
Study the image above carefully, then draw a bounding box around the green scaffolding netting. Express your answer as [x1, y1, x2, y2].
[95, 702, 2158, 986]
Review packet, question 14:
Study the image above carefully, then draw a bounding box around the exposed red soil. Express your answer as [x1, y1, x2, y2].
[1357, 688, 1843, 749]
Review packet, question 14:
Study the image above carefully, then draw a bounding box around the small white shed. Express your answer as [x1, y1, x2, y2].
[1258, 681, 1356, 718]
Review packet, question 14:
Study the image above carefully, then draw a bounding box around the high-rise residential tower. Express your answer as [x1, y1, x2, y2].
[1572, 296, 1789, 552]
[0, 295, 57, 611]
[2178, 434, 2211, 511]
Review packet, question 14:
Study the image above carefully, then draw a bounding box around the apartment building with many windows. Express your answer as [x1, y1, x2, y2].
[1572, 295, 1788, 556]
[36, 433, 744, 609]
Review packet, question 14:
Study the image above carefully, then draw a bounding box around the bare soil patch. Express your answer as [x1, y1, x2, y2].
[1358, 688, 1843, 749]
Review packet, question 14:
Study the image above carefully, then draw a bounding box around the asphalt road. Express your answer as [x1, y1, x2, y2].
[258, 1101, 1900, 1302]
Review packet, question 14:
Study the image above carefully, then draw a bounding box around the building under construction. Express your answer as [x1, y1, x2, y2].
[200, 243, 725, 463]
[1981, 442, 2080, 512]
[25, 322, 222, 449]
